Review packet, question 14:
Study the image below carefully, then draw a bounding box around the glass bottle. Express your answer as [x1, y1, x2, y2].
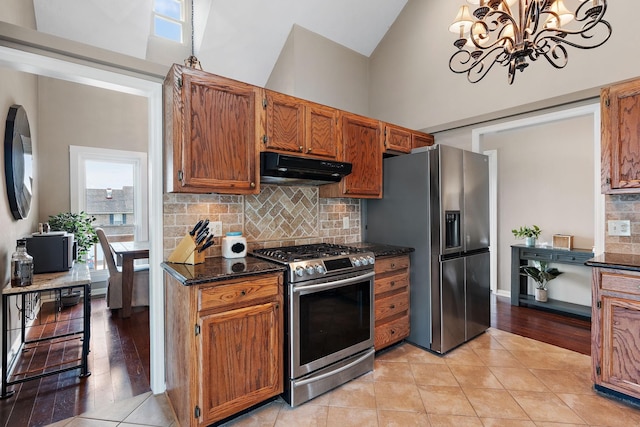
[11, 239, 33, 287]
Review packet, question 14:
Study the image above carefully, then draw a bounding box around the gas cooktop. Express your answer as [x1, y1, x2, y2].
[252, 243, 375, 282]
[252, 243, 365, 263]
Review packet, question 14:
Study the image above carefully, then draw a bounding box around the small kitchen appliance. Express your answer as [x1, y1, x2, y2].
[251, 243, 375, 406]
[25, 232, 74, 274]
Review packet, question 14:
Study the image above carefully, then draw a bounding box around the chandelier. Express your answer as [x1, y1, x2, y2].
[448, 0, 611, 84]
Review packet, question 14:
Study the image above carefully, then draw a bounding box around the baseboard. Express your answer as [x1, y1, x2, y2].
[495, 289, 510, 298]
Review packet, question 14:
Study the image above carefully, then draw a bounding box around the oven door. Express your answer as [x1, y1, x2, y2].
[291, 270, 375, 379]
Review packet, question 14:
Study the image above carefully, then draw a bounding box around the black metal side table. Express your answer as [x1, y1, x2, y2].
[1, 265, 91, 399]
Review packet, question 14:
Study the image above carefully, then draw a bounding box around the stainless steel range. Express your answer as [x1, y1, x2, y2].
[252, 243, 375, 407]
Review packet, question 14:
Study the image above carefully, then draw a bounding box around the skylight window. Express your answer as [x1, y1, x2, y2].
[153, 0, 184, 43]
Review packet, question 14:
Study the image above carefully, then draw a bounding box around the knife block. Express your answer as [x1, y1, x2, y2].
[167, 234, 205, 265]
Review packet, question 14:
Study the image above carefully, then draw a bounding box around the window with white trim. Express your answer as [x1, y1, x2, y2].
[153, 0, 185, 43]
[70, 146, 148, 277]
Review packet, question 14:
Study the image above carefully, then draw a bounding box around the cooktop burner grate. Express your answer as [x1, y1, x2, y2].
[252, 243, 364, 263]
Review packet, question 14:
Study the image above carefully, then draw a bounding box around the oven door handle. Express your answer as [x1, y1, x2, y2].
[293, 348, 375, 387]
[292, 271, 375, 293]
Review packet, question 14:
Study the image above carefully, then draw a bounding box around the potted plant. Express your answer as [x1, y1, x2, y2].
[48, 211, 99, 263]
[520, 261, 563, 302]
[512, 224, 541, 247]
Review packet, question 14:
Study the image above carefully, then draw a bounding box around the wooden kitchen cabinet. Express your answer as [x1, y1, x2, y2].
[382, 123, 434, 154]
[412, 132, 435, 150]
[601, 78, 640, 193]
[264, 90, 339, 160]
[319, 112, 383, 198]
[374, 255, 411, 350]
[164, 272, 283, 427]
[591, 267, 640, 400]
[164, 64, 263, 194]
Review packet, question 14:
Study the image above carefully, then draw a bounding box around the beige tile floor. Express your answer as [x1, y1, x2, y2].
[47, 328, 640, 427]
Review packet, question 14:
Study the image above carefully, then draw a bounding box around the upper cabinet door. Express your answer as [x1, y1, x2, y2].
[264, 90, 305, 154]
[305, 103, 338, 160]
[383, 124, 412, 154]
[602, 79, 640, 194]
[331, 112, 382, 198]
[383, 123, 434, 155]
[263, 91, 339, 160]
[165, 64, 262, 194]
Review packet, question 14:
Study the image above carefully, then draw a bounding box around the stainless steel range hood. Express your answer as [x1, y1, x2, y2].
[260, 152, 352, 186]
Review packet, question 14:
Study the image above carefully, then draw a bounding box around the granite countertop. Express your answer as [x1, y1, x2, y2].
[586, 252, 640, 272]
[351, 242, 415, 258]
[161, 255, 286, 286]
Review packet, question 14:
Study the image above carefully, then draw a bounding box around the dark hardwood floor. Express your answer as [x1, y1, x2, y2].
[491, 293, 591, 355]
[0, 297, 150, 427]
[0, 293, 590, 426]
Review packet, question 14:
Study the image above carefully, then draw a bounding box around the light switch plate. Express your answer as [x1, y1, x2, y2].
[343, 216, 349, 229]
[607, 220, 631, 236]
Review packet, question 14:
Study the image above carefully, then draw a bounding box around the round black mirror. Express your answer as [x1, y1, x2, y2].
[4, 105, 33, 220]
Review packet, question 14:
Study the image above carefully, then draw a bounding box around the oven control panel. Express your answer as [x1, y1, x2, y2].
[288, 253, 375, 282]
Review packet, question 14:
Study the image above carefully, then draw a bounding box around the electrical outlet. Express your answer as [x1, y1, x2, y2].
[608, 220, 631, 236]
[211, 221, 223, 237]
[343, 216, 349, 229]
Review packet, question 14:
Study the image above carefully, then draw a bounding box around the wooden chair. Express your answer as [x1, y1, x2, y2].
[95, 227, 149, 310]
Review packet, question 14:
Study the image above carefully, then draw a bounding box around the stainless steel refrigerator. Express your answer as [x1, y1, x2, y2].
[366, 145, 490, 354]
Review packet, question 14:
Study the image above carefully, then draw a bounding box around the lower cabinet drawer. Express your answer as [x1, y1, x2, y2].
[375, 314, 410, 351]
[375, 271, 409, 295]
[600, 271, 640, 296]
[375, 256, 410, 275]
[375, 290, 409, 320]
[199, 275, 280, 312]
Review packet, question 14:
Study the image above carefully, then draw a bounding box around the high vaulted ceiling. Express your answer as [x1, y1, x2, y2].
[32, 0, 408, 85]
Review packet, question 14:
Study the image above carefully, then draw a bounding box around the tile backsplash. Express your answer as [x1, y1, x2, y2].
[163, 185, 361, 260]
[605, 194, 640, 254]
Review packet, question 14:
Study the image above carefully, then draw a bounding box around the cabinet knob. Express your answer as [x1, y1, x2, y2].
[390, 304, 396, 309]
[241, 290, 246, 296]
[390, 329, 395, 335]
[391, 263, 396, 268]
[307, 148, 312, 153]
[299, 146, 303, 151]
[390, 281, 395, 287]
[250, 182, 256, 188]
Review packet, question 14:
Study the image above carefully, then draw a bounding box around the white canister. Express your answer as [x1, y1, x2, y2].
[222, 232, 247, 259]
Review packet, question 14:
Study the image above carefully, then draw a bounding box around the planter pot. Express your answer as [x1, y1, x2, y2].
[525, 237, 536, 247]
[535, 288, 548, 302]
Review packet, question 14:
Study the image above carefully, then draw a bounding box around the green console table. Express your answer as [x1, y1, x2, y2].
[511, 244, 594, 319]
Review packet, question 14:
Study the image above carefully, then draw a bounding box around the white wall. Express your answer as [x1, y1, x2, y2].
[266, 25, 370, 116]
[0, 69, 39, 286]
[453, 113, 595, 304]
[36, 77, 148, 222]
[369, 0, 637, 132]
